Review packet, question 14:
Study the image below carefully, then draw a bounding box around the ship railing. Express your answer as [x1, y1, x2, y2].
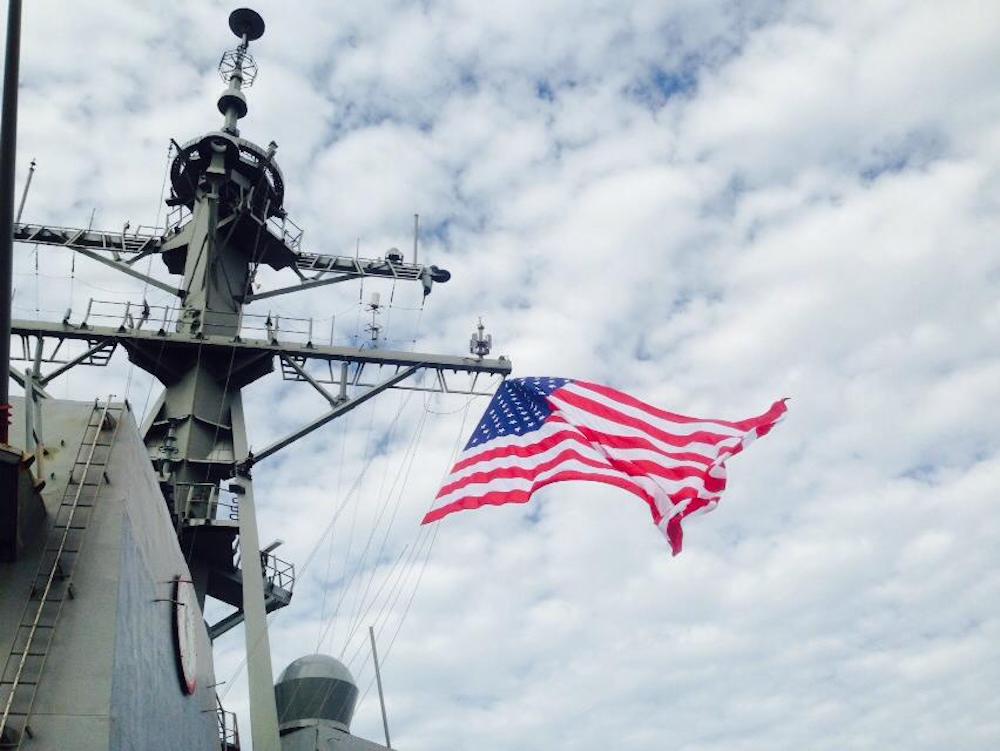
[233, 541, 296, 594]
[74, 298, 323, 346]
[241, 193, 304, 252]
[239, 310, 314, 343]
[216, 694, 240, 751]
[165, 190, 304, 256]
[165, 204, 193, 235]
[262, 552, 295, 592]
[77, 298, 179, 333]
[265, 210, 303, 252]
[192, 310, 317, 345]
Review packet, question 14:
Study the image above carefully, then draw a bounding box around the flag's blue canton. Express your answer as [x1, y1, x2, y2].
[465, 377, 571, 449]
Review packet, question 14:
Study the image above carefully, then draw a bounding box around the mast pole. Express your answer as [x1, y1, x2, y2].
[0, 0, 23, 444]
[412, 213, 419, 264]
[231, 395, 280, 751]
[369, 625, 392, 749]
[15, 156, 33, 223]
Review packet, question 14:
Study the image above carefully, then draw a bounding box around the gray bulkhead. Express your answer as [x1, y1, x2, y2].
[0, 396, 220, 750]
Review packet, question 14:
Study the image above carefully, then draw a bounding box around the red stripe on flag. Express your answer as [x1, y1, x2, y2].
[576, 381, 788, 433]
[552, 389, 740, 448]
[571, 425, 717, 466]
[422, 469, 661, 525]
[665, 496, 718, 555]
[451, 428, 590, 473]
[604, 457, 727, 493]
[436, 447, 611, 499]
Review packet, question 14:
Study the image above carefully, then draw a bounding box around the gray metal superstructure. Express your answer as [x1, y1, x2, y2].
[1, 7, 512, 750]
[275, 656, 390, 751]
[1, 397, 222, 750]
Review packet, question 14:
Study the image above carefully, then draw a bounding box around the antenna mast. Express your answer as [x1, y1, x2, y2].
[0, 0, 23, 445]
[5, 6, 512, 748]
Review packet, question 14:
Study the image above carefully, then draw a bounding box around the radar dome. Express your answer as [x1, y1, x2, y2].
[274, 654, 358, 732]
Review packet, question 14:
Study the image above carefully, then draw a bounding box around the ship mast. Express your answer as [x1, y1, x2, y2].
[0, 0, 23, 445]
[7, 7, 510, 749]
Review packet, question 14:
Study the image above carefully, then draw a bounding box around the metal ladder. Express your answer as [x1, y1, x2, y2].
[0, 399, 124, 749]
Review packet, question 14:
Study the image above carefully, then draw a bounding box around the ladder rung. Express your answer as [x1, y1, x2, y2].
[30, 579, 72, 594]
[61, 487, 100, 496]
[10, 629, 52, 655]
[0, 677, 37, 687]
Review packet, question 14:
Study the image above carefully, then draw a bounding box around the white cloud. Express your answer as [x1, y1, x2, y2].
[5, 0, 999, 749]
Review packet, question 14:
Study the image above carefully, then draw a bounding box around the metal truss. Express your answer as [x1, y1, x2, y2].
[14, 222, 162, 257]
[13, 221, 451, 297]
[9, 318, 509, 464]
[10, 318, 508, 375]
[10, 331, 116, 373]
[279, 354, 500, 396]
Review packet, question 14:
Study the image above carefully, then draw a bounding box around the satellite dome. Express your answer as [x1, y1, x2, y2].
[274, 654, 358, 732]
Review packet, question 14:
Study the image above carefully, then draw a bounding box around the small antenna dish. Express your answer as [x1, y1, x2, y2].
[229, 8, 265, 41]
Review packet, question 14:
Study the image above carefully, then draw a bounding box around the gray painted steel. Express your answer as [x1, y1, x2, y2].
[0, 397, 221, 750]
[275, 655, 392, 751]
[11, 223, 452, 293]
[231, 394, 281, 748]
[0, 0, 23, 441]
[280, 725, 392, 751]
[0, 446, 44, 561]
[275, 655, 358, 732]
[9, 318, 512, 376]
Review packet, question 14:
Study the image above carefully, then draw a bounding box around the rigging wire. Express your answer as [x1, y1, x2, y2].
[317, 397, 380, 653]
[270, 389, 476, 728]
[340, 398, 429, 653]
[317, 391, 415, 654]
[32, 243, 38, 319]
[344, 514, 434, 672]
[126, 142, 173, 405]
[352, 395, 476, 707]
[356, 523, 440, 706]
[221, 390, 416, 698]
[340, 390, 412, 633]
[264, 390, 426, 724]
[344, 531, 426, 672]
[339, 542, 411, 666]
[315, 403, 350, 651]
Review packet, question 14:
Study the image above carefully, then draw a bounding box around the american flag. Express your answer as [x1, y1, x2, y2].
[422, 377, 787, 555]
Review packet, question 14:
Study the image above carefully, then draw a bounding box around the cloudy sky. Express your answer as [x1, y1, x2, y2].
[5, 1, 1000, 749]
